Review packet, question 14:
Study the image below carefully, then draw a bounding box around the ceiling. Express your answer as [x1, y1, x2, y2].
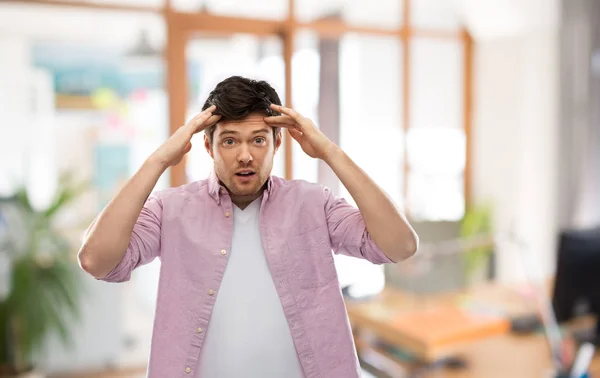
[457, 0, 559, 40]
[0, 0, 560, 50]
[0, 3, 166, 48]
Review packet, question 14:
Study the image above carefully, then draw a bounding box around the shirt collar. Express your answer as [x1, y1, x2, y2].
[208, 169, 274, 204]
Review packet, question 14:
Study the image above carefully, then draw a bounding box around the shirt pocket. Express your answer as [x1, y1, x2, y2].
[285, 228, 337, 288]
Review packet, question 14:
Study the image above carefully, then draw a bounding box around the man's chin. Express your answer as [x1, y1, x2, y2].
[229, 185, 262, 198]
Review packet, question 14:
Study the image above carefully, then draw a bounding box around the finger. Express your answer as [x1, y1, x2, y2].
[193, 114, 221, 134]
[206, 114, 221, 126]
[190, 111, 213, 127]
[264, 115, 296, 126]
[188, 110, 214, 133]
[190, 105, 216, 123]
[267, 122, 300, 130]
[288, 128, 303, 143]
[270, 104, 303, 122]
[202, 104, 217, 114]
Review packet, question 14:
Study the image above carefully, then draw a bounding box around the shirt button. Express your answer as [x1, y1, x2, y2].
[197, 327, 203, 334]
[185, 367, 192, 374]
[220, 249, 227, 255]
[208, 289, 215, 295]
[225, 211, 231, 217]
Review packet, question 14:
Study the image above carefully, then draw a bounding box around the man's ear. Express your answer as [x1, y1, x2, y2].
[274, 130, 282, 151]
[204, 134, 214, 159]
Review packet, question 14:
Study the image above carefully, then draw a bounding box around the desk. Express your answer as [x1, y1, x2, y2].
[438, 331, 600, 378]
[347, 283, 600, 378]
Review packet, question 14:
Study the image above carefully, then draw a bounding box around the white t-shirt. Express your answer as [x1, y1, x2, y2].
[197, 197, 304, 378]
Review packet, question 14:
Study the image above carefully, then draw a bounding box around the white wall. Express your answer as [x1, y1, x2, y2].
[38, 276, 124, 373]
[336, 34, 403, 296]
[472, 30, 560, 283]
[0, 35, 125, 374]
[0, 37, 31, 195]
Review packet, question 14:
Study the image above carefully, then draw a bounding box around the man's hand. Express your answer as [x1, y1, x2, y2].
[264, 104, 337, 161]
[151, 105, 221, 168]
[266, 104, 417, 262]
[78, 106, 220, 278]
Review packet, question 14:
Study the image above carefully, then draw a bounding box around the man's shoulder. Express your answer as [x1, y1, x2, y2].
[271, 176, 328, 198]
[151, 179, 208, 203]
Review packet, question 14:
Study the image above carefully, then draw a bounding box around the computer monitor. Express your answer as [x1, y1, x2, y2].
[552, 227, 600, 346]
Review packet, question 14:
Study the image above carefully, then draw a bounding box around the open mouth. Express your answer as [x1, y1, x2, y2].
[235, 171, 256, 177]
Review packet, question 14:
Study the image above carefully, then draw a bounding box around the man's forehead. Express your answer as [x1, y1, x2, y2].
[220, 113, 265, 124]
[217, 114, 270, 131]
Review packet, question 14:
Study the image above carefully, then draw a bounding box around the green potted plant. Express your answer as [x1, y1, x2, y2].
[0, 174, 87, 377]
[460, 202, 494, 286]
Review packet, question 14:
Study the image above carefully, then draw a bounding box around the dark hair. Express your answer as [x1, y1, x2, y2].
[202, 76, 282, 143]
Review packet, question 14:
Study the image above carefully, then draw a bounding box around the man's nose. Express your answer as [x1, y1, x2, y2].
[237, 144, 253, 164]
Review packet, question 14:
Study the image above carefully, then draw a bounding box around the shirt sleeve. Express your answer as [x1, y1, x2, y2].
[100, 194, 163, 283]
[323, 187, 395, 264]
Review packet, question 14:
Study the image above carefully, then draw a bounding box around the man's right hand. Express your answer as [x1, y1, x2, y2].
[78, 105, 220, 279]
[151, 105, 221, 168]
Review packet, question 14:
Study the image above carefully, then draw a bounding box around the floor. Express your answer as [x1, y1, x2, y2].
[58, 367, 378, 378]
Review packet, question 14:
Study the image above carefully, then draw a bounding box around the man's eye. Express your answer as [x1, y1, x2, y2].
[255, 137, 265, 144]
[223, 139, 235, 146]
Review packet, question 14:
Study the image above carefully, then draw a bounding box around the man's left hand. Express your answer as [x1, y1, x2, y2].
[264, 104, 338, 161]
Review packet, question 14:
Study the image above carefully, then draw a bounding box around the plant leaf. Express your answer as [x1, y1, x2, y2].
[44, 173, 89, 219]
[1, 172, 87, 367]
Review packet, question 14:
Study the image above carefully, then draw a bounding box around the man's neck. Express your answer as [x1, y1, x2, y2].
[231, 191, 263, 210]
[217, 178, 268, 210]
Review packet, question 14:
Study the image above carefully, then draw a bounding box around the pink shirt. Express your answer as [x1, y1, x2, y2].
[100, 170, 394, 378]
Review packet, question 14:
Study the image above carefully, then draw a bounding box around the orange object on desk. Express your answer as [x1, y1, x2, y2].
[393, 305, 511, 350]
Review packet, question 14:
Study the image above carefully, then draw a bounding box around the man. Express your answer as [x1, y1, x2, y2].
[78, 76, 418, 378]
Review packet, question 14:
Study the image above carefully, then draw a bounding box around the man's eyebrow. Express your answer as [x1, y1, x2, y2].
[253, 128, 270, 134]
[218, 129, 238, 136]
[218, 128, 270, 137]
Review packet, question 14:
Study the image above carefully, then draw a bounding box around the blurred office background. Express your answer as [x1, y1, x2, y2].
[0, 0, 599, 377]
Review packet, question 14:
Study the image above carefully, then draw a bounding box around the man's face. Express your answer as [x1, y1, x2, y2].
[205, 113, 281, 200]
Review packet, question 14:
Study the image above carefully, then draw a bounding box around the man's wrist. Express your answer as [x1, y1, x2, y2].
[145, 154, 170, 173]
[321, 144, 345, 166]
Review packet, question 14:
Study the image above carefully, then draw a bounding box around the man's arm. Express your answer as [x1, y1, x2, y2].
[78, 106, 220, 279]
[322, 187, 394, 264]
[323, 147, 418, 262]
[78, 158, 166, 279]
[265, 104, 418, 262]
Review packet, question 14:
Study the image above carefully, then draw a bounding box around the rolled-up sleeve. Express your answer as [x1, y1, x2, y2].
[323, 187, 394, 264]
[101, 195, 163, 283]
